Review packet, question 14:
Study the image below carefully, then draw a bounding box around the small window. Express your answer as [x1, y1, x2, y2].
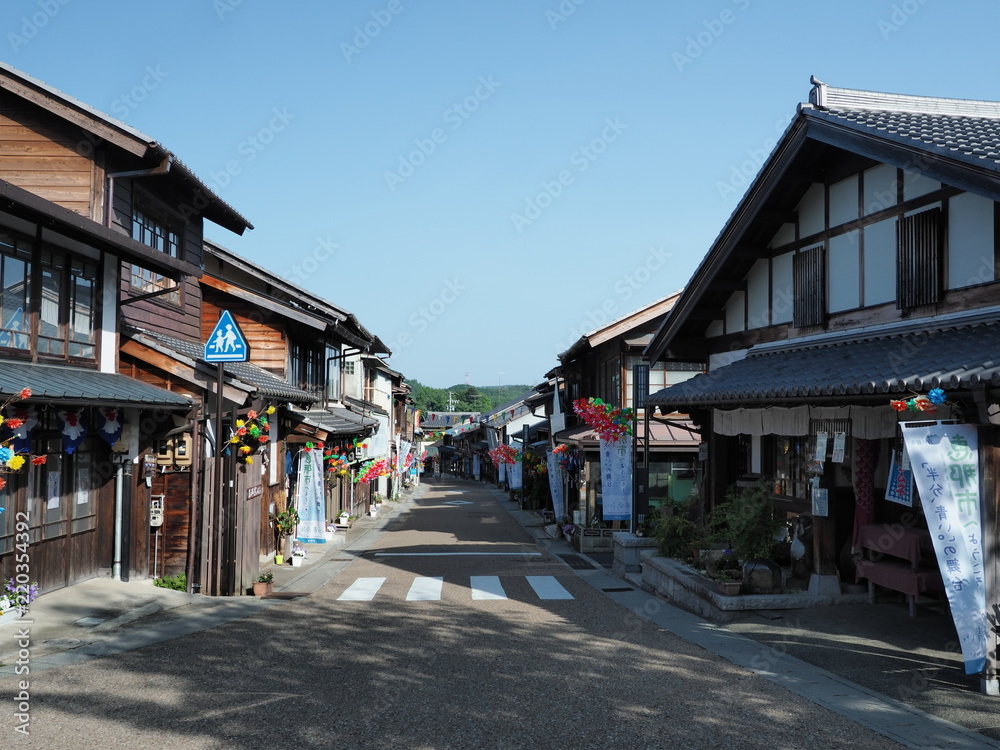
[897, 208, 942, 309]
[793, 245, 825, 327]
[129, 264, 180, 305]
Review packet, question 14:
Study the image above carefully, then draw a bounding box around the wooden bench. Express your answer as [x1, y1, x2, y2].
[855, 524, 943, 616]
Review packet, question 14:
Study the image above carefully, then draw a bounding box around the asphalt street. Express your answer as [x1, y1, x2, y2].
[0, 478, 987, 749]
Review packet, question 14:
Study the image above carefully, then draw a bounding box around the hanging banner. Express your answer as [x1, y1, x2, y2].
[901, 423, 987, 675]
[96, 407, 125, 446]
[885, 449, 913, 506]
[473, 454, 481, 480]
[498, 462, 507, 483]
[599, 435, 632, 521]
[295, 447, 326, 544]
[546, 450, 565, 521]
[507, 460, 522, 490]
[56, 408, 86, 454]
[397, 439, 412, 477]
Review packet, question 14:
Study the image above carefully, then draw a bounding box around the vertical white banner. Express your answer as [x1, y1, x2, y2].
[296, 447, 326, 543]
[599, 435, 632, 521]
[473, 454, 481, 480]
[508, 461, 523, 490]
[498, 462, 507, 483]
[546, 450, 565, 521]
[901, 423, 988, 675]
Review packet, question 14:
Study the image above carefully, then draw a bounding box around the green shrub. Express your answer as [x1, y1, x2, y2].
[153, 572, 187, 591]
[709, 480, 785, 561]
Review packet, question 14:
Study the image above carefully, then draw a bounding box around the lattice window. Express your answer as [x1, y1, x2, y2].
[793, 244, 825, 327]
[896, 207, 942, 309]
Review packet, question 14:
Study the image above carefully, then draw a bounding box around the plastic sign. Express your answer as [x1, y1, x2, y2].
[204, 310, 249, 362]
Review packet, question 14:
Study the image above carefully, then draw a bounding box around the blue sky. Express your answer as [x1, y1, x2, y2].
[3, 0, 998, 388]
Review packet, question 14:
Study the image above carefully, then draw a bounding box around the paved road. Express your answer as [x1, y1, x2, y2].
[0, 480, 915, 749]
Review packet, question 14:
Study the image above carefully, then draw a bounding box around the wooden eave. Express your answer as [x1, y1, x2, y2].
[201, 274, 329, 331]
[120, 339, 252, 405]
[0, 176, 198, 279]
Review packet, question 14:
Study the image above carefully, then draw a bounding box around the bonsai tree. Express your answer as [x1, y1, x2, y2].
[272, 506, 300, 559]
[709, 479, 785, 563]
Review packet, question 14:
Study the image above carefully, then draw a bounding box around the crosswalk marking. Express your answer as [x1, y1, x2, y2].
[406, 577, 444, 601]
[338, 577, 386, 601]
[337, 575, 574, 602]
[470, 576, 507, 600]
[526, 576, 574, 600]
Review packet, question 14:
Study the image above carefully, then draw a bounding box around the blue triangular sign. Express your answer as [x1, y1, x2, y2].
[204, 310, 249, 362]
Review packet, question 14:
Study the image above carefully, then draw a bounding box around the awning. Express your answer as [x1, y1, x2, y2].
[288, 406, 376, 438]
[649, 318, 1000, 409]
[0, 360, 191, 408]
[554, 419, 700, 449]
[125, 325, 319, 405]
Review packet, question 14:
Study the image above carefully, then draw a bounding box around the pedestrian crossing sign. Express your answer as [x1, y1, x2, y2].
[204, 310, 249, 362]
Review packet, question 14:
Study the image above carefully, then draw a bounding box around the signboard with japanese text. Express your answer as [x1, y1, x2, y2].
[599, 435, 632, 521]
[901, 422, 987, 675]
[546, 450, 565, 522]
[885, 449, 914, 506]
[295, 447, 326, 544]
[507, 460, 522, 490]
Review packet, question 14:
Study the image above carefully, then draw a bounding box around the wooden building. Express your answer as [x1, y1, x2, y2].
[645, 79, 1000, 689]
[553, 294, 703, 528]
[0, 61, 247, 591]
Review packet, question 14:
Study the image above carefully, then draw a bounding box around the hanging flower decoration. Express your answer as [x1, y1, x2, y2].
[890, 389, 946, 414]
[324, 446, 351, 480]
[0, 388, 45, 495]
[572, 397, 634, 442]
[230, 405, 275, 465]
[488, 445, 520, 466]
[356, 458, 391, 484]
[551, 443, 570, 471]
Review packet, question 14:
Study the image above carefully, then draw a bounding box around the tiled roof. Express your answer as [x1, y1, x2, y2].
[648, 320, 1000, 408]
[289, 407, 376, 436]
[127, 326, 319, 405]
[0, 360, 191, 407]
[809, 107, 1000, 168]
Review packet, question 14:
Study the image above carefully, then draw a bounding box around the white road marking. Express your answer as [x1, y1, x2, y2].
[470, 576, 507, 600]
[406, 577, 444, 601]
[374, 552, 541, 557]
[338, 577, 386, 601]
[526, 576, 574, 600]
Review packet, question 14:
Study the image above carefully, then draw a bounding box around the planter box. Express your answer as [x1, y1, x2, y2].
[291, 556, 304, 567]
[612, 532, 658, 577]
[573, 528, 617, 553]
[0, 609, 23, 628]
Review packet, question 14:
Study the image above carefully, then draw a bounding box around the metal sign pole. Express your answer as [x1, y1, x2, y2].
[213, 362, 224, 596]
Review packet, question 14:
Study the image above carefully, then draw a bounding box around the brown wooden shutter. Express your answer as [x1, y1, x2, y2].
[793, 245, 825, 327]
[896, 207, 942, 309]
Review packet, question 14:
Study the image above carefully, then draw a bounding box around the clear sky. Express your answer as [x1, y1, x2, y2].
[3, 0, 998, 388]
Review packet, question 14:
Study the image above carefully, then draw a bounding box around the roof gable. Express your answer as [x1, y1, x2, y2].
[645, 78, 1000, 364]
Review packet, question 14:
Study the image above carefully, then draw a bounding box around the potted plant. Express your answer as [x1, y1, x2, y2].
[709, 479, 786, 592]
[271, 506, 300, 564]
[0, 577, 38, 627]
[291, 544, 307, 567]
[716, 567, 742, 596]
[252, 571, 273, 597]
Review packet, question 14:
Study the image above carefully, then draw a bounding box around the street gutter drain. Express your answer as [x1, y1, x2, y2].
[602, 587, 634, 593]
[557, 554, 598, 570]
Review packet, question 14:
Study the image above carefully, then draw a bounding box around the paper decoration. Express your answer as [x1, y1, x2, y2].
[97, 407, 125, 446]
[56, 409, 86, 454]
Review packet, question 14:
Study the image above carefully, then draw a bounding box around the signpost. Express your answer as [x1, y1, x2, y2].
[204, 311, 249, 596]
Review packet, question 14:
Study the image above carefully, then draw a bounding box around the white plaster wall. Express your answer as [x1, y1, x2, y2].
[948, 192, 995, 289]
